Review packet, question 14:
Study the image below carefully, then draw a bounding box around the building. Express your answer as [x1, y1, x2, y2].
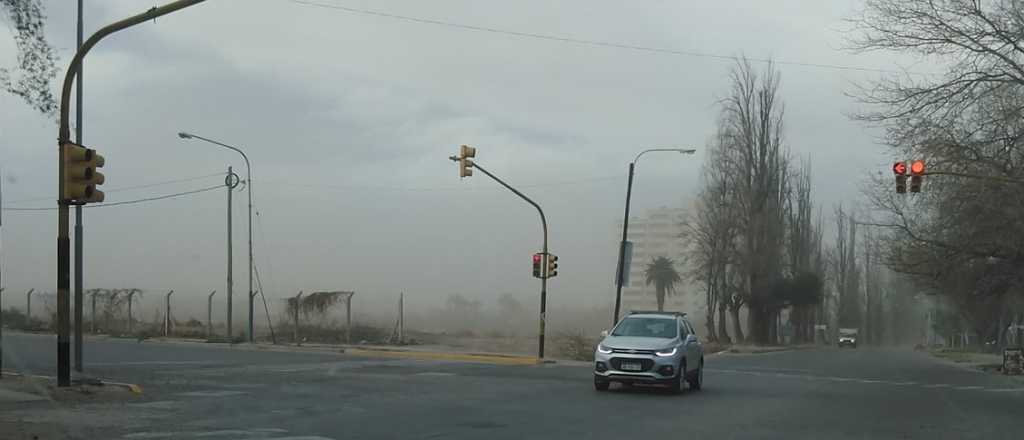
[614, 206, 695, 313]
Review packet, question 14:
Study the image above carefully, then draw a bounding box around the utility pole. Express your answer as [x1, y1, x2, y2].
[73, 0, 85, 374]
[206, 290, 216, 338]
[25, 289, 33, 322]
[225, 167, 239, 340]
[90, 290, 97, 333]
[0, 173, 4, 378]
[54, 0, 208, 387]
[398, 292, 404, 344]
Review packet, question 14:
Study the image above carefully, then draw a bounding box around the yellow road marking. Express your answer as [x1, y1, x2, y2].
[347, 349, 540, 366]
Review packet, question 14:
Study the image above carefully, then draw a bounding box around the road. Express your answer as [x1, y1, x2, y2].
[2, 332, 1023, 439]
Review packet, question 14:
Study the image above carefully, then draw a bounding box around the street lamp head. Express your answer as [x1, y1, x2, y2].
[678, 149, 697, 154]
[177, 132, 193, 139]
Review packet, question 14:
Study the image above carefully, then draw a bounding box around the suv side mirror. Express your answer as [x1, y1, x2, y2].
[685, 334, 698, 344]
[600, 330, 609, 338]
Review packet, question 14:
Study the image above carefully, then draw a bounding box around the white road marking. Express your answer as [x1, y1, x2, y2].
[955, 386, 984, 390]
[414, 372, 456, 376]
[91, 360, 218, 366]
[177, 390, 248, 398]
[709, 368, 1023, 393]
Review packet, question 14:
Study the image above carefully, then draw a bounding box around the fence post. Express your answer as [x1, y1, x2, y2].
[346, 295, 352, 344]
[25, 289, 34, 322]
[127, 290, 137, 334]
[293, 291, 303, 345]
[164, 290, 174, 337]
[207, 290, 216, 338]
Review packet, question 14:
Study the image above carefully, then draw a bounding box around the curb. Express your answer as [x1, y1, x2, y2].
[346, 348, 541, 366]
[1, 371, 143, 394]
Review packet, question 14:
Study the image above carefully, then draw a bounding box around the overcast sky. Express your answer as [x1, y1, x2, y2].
[0, 0, 903, 323]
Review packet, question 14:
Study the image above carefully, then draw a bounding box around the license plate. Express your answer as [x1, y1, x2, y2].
[620, 362, 642, 371]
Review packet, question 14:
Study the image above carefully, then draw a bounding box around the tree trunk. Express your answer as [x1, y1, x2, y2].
[705, 271, 717, 342]
[656, 289, 665, 312]
[718, 301, 731, 344]
[730, 304, 745, 343]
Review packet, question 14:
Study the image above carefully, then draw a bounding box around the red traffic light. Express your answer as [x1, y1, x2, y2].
[910, 160, 926, 175]
[533, 254, 542, 263]
[892, 161, 907, 175]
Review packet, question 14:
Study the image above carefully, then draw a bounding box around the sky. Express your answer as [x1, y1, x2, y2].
[0, 0, 904, 327]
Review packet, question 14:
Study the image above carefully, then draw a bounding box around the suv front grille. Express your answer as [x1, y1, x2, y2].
[610, 348, 656, 355]
[609, 357, 654, 372]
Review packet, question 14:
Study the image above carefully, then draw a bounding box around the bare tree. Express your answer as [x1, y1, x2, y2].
[0, 0, 57, 115]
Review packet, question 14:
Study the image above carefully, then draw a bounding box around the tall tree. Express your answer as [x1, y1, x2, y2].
[716, 58, 790, 345]
[0, 0, 57, 115]
[645, 257, 682, 312]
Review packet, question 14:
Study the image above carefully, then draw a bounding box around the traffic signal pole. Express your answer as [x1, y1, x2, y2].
[54, 0, 207, 386]
[452, 158, 550, 358]
[73, 0, 84, 374]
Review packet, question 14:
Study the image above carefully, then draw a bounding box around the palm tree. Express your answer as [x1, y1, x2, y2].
[645, 256, 682, 312]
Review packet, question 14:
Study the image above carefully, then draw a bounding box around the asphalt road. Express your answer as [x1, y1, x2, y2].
[3, 332, 1024, 439]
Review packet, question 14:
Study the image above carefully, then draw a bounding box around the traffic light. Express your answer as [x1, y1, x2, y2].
[893, 161, 907, 194]
[459, 145, 476, 178]
[546, 253, 558, 278]
[62, 142, 105, 203]
[532, 253, 543, 278]
[910, 160, 925, 193]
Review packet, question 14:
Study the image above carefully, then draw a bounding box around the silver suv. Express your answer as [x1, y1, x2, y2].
[593, 311, 704, 393]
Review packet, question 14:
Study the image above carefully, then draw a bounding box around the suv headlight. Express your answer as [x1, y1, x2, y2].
[597, 344, 613, 354]
[655, 347, 677, 357]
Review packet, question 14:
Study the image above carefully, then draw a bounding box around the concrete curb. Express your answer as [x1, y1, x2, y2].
[346, 348, 541, 366]
[0, 371, 143, 394]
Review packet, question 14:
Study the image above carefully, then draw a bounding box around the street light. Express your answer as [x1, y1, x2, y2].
[612, 148, 696, 326]
[178, 131, 255, 342]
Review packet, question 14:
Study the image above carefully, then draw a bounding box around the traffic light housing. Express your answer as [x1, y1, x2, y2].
[532, 253, 543, 278]
[909, 160, 925, 193]
[459, 145, 476, 178]
[896, 175, 907, 193]
[546, 254, 558, 278]
[62, 142, 105, 203]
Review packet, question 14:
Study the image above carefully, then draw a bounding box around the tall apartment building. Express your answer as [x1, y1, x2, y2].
[614, 206, 695, 312]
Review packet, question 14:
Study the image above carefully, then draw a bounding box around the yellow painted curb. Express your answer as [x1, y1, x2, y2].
[347, 348, 540, 366]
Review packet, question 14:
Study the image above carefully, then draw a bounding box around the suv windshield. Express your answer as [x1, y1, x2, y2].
[611, 318, 678, 338]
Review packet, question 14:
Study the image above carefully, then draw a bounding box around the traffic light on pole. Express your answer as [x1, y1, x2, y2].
[459, 145, 476, 178]
[546, 253, 558, 278]
[532, 253, 543, 278]
[62, 142, 105, 203]
[893, 161, 907, 194]
[909, 160, 925, 193]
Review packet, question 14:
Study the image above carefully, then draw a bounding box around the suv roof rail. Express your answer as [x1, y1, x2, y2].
[628, 310, 687, 317]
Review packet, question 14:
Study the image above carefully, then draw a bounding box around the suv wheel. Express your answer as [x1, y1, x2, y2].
[687, 359, 703, 391]
[594, 376, 610, 391]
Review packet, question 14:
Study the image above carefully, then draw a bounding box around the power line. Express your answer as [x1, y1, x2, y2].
[2, 184, 224, 212]
[263, 174, 621, 192]
[5, 172, 224, 204]
[288, 0, 912, 75]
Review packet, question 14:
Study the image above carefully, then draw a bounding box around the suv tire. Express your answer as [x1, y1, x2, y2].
[687, 359, 703, 391]
[594, 376, 610, 391]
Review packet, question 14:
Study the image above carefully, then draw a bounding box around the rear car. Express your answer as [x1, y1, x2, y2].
[593, 311, 704, 393]
[838, 328, 858, 348]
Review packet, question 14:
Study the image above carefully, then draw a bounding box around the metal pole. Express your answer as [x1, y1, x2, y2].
[55, 0, 208, 388]
[459, 161, 549, 358]
[247, 167, 253, 343]
[293, 291, 302, 344]
[0, 174, 3, 378]
[73, 0, 85, 375]
[613, 162, 634, 327]
[398, 292, 404, 344]
[226, 167, 234, 340]
[164, 290, 173, 336]
[207, 290, 215, 338]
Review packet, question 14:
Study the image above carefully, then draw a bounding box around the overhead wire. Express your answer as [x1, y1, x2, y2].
[288, 0, 917, 75]
[5, 172, 225, 204]
[2, 184, 225, 212]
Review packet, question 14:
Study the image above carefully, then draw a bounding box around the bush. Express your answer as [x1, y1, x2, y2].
[1, 308, 47, 331]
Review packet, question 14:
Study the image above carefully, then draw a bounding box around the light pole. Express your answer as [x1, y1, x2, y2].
[612, 148, 696, 327]
[178, 132, 254, 343]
